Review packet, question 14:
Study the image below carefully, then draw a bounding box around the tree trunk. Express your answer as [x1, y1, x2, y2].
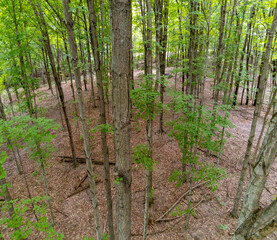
[158, 0, 169, 134]
[41, 47, 54, 95]
[109, 1, 132, 239]
[82, 11, 96, 109]
[62, 0, 102, 238]
[87, 0, 115, 239]
[234, 67, 277, 239]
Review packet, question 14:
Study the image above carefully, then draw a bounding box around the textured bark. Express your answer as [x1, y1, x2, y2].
[87, 0, 115, 239]
[62, 0, 102, 238]
[231, 4, 277, 218]
[109, 1, 132, 239]
[250, 200, 277, 239]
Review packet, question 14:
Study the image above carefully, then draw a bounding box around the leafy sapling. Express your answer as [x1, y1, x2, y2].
[0, 149, 63, 239]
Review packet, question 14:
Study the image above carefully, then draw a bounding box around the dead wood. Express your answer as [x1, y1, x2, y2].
[67, 186, 90, 198]
[155, 176, 225, 223]
[155, 181, 206, 222]
[59, 156, 115, 165]
[75, 174, 88, 189]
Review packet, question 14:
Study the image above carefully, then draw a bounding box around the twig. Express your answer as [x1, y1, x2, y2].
[53, 207, 68, 218]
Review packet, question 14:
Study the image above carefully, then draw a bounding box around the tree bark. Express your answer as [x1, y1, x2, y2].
[109, 1, 132, 239]
[234, 92, 277, 239]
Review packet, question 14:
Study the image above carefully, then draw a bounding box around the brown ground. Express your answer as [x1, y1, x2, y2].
[2, 70, 277, 240]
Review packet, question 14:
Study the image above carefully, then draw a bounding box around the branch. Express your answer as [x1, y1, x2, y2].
[45, 0, 65, 25]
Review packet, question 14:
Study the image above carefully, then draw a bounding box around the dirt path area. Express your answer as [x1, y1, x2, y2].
[3, 70, 277, 240]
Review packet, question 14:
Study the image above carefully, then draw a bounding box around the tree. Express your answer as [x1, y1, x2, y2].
[87, 0, 114, 238]
[61, 0, 102, 238]
[233, 79, 277, 239]
[231, 2, 277, 218]
[109, 0, 132, 239]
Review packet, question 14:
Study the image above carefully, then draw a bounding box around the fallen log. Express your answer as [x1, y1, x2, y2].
[59, 156, 115, 165]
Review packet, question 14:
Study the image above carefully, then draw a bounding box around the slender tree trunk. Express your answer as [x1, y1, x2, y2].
[140, 0, 155, 238]
[62, 0, 102, 238]
[158, 0, 169, 133]
[40, 161, 55, 225]
[82, 11, 96, 109]
[87, 1, 115, 239]
[41, 47, 54, 95]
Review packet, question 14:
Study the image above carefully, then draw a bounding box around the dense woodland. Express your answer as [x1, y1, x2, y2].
[0, 0, 277, 239]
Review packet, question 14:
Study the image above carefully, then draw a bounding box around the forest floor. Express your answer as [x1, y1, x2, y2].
[3, 68, 277, 240]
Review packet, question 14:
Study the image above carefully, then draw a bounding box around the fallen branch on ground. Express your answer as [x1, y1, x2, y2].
[76, 174, 88, 189]
[155, 181, 206, 222]
[59, 156, 115, 165]
[67, 186, 89, 198]
[155, 175, 225, 222]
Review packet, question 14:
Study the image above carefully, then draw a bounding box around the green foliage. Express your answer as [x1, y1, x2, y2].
[133, 144, 157, 171]
[130, 74, 162, 120]
[115, 177, 123, 185]
[0, 139, 62, 239]
[218, 224, 229, 231]
[0, 116, 59, 165]
[171, 204, 196, 217]
[168, 90, 230, 188]
[0, 197, 63, 240]
[90, 123, 114, 139]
